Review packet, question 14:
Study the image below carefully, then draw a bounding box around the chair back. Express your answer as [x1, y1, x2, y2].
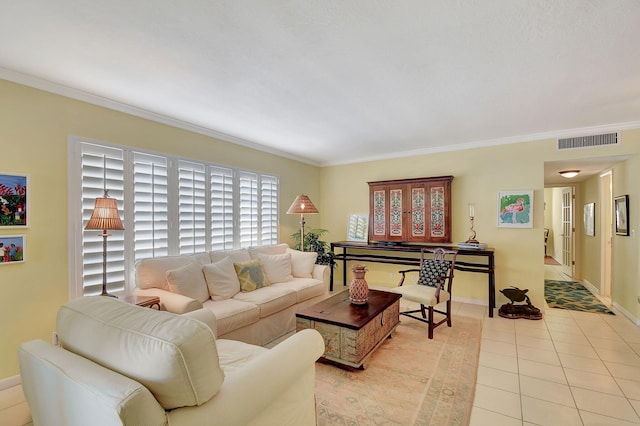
[417, 248, 458, 291]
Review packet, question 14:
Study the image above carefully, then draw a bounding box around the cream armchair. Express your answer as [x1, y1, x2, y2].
[18, 297, 324, 426]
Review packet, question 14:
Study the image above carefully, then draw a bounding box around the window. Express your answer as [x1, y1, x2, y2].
[70, 139, 279, 296]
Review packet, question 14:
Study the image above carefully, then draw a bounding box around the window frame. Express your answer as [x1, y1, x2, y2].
[68, 137, 279, 298]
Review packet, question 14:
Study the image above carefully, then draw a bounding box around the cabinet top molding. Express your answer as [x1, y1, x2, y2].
[367, 175, 454, 186]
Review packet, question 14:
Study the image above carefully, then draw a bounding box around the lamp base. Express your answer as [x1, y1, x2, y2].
[465, 239, 480, 244]
[100, 291, 118, 298]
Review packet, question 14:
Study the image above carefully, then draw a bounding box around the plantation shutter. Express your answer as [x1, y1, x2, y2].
[239, 171, 258, 248]
[178, 160, 207, 254]
[261, 174, 279, 245]
[80, 144, 125, 296]
[133, 152, 169, 261]
[210, 166, 234, 251]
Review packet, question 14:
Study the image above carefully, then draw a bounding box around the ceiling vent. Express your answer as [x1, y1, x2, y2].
[557, 133, 618, 150]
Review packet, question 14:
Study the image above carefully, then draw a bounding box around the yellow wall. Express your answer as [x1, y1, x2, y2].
[320, 136, 640, 317]
[581, 174, 602, 290]
[0, 79, 321, 379]
[2, 77, 640, 381]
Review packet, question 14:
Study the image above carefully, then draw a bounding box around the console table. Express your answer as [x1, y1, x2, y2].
[330, 241, 496, 317]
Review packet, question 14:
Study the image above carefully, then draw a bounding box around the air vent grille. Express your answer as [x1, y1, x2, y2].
[558, 133, 618, 150]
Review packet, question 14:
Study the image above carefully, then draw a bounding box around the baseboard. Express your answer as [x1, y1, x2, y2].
[612, 302, 640, 326]
[582, 279, 600, 295]
[452, 296, 486, 306]
[0, 375, 21, 391]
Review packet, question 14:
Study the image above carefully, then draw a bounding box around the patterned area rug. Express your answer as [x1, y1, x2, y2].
[315, 313, 482, 425]
[544, 279, 615, 315]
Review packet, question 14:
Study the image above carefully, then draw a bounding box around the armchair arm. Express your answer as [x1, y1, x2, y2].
[134, 287, 202, 314]
[181, 308, 218, 338]
[167, 329, 325, 426]
[397, 268, 420, 286]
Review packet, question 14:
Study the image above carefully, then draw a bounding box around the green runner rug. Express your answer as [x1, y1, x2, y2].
[544, 279, 614, 315]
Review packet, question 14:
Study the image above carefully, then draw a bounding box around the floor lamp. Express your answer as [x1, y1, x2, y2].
[287, 194, 318, 251]
[85, 190, 124, 297]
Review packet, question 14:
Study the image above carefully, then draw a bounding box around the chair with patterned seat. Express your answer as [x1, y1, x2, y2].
[390, 247, 458, 339]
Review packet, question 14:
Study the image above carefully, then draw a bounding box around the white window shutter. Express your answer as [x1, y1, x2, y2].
[261, 174, 279, 246]
[80, 144, 125, 296]
[239, 171, 258, 248]
[210, 166, 234, 251]
[133, 152, 169, 261]
[178, 160, 207, 254]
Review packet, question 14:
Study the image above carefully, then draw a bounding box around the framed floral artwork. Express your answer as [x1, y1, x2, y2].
[0, 235, 25, 264]
[497, 190, 533, 228]
[0, 173, 28, 228]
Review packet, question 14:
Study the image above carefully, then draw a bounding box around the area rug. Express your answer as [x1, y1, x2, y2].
[314, 313, 483, 425]
[544, 279, 614, 315]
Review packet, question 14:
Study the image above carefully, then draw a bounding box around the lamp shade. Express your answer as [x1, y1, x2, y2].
[286, 194, 319, 215]
[85, 197, 124, 230]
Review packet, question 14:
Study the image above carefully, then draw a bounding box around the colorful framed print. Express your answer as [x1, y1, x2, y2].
[584, 203, 595, 236]
[0, 235, 25, 264]
[614, 195, 629, 236]
[497, 190, 533, 228]
[0, 173, 28, 228]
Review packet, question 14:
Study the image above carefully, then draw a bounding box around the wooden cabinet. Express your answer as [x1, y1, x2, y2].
[368, 176, 453, 244]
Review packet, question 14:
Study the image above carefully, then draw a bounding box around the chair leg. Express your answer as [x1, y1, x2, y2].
[420, 304, 427, 319]
[446, 300, 452, 327]
[428, 306, 434, 339]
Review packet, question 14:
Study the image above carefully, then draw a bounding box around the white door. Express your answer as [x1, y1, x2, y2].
[561, 187, 574, 276]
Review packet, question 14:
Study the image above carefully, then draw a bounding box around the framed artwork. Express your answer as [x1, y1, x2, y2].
[584, 203, 595, 236]
[0, 235, 25, 264]
[0, 173, 28, 228]
[615, 195, 629, 236]
[497, 190, 533, 228]
[347, 214, 369, 242]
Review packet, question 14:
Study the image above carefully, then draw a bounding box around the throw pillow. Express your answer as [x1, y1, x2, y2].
[234, 258, 271, 292]
[256, 253, 293, 283]
[203, 257, 241, 301]
[166, 260, 210, 303]
[287, 248, 317, 278]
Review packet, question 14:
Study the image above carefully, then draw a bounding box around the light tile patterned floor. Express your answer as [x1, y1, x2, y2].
[471, 264, 640, 426]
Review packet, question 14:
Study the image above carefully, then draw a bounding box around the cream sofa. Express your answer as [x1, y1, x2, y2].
[134, 244, 330, 346]
[19, 296, 325, 426]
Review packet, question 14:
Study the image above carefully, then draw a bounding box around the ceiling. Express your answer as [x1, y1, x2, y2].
[1, 1, 639, 167]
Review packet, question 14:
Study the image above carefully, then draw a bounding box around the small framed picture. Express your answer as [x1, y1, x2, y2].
[0, 173, 28, 228]
[0, 235, 25, 264]
[584, 203, 595, 237]
[497, 190, 534, 228]
[615, 195, 629, 236]
[347, 214, 368, 242]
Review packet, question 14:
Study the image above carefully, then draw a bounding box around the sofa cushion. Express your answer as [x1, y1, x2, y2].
[215, 339, 268, 374]
[287, 248, 318, 278]
[166, 260, 210, 303]
[203, 257, 241, 301]
[136, 253, 210, 290]
[271, 277, 326, 303]
[202, 299, 260, 336]
[56, 297, 224, 410]
[210, 248, 251, 264]
[256, 253, 293, 283]
[248, 243, 288, 258]
[234, 258, 271, 292]
[232, 286, 297, 317]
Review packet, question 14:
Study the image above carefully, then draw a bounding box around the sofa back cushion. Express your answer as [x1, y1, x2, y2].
[256, 252, 293, 283]
[57, 297, 225, 410]
[166, 260, 210, 303]
[203, 256, 241, 301]
[135, 253, 210, 290]
[248, 243, 289, 258]
[210, 248, 251, 264]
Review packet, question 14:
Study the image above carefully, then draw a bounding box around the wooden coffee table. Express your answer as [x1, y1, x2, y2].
[296, 289, 401, 369]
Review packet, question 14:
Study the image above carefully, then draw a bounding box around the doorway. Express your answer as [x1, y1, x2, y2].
[600, 171, 613, 298]
[561, 187, 574, 277]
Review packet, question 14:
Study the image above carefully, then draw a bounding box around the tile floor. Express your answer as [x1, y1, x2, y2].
[2, 264, 640, 426]
[471, 264, 640, 426]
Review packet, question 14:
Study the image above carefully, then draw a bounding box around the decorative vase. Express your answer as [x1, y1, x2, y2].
[349, 264, 369, 305]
